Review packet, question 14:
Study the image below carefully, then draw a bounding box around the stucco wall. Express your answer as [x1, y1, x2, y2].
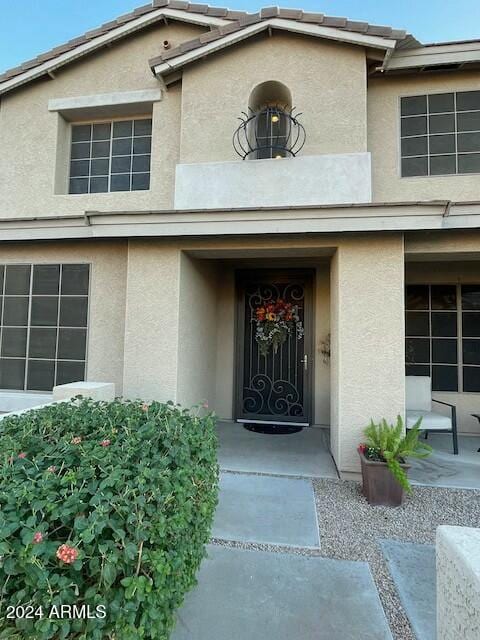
[437, 526, 480, 640]
[174, 153, 372, 209]
[176, 254, 218, 408]
[4, 20, 480, 219]
[330, 235, 406, 473]
[180, 31, 367, 163]
[214, 266, 236, 420]
[123, 240, 180, 401]
[406, 259, 480, 435]
[0, 22, 203, 218]
[405, 229, 480, 257]
[314, 264, 331, 426]
[369, 72, 480, 203]
[0, 240, 127, 393]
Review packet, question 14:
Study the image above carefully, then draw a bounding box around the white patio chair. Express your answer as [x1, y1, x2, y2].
[405, 375, 458, 455]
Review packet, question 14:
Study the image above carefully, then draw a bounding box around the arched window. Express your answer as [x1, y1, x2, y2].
[233, 81, 305, 160]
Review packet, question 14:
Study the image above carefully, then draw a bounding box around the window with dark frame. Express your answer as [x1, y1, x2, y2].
[0, 264, 89, 392]
[254, 108, 289, 159]
[69, 118, 152, 194]
[405, 284, 480, 392]
[400, 91, 480, 177]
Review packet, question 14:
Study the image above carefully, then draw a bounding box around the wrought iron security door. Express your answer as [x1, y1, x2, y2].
[236, 271, 313, 425]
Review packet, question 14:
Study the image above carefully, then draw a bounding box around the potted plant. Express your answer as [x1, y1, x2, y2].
[358, 416, 432, 507]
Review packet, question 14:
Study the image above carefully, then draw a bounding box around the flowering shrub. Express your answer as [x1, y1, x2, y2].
[0, 398, 218, 639]
[254, 298, 304, 355]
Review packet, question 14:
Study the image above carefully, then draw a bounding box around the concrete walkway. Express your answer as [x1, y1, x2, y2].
[213, 472, 320, 548]
[381, 539, 436, 640]
[173, 545, 393, 640]
[172, 469, 392, 640]
[217, 421, 338, 478]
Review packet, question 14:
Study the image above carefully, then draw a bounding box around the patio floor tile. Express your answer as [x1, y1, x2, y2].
[217, 422, 338, 478]
[212, 472, 320, 548]
[381, 539, 436, 640]
[172, 545, 393, 640]
[409, 433, 480, 490]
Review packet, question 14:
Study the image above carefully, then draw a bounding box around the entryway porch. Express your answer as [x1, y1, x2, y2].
[168, 235, 480, 480]
[217, 421, 337, 478]
[217, 420, 480, 490]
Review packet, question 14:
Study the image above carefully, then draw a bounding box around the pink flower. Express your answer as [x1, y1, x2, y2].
[71, 437, 82, 445]
[56, 544, 79, 564]
[202, 401, 209, 409]
[100, 439, 111, 447]
[141, 403, 149, 412]
[18, 452, 27, 459]
[32, 532, 43, 544]
[47, 465, 57, 473]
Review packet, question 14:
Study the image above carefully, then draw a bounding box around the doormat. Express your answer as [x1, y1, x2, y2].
[243, 423, 303, 435]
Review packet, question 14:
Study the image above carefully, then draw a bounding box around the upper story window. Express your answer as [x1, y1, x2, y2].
[233, 81, 305, 160]
[0, 264, 89, 391]
[400, 91, 480, 177]
[69, 118, 152, 194]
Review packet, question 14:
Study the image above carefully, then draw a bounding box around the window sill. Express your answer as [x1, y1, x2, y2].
[55, 190, 151, 197]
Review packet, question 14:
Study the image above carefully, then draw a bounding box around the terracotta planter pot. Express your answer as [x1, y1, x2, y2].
[359, 451, 410, 507]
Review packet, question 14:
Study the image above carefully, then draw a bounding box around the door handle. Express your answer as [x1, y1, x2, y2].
[301, 354, 308, 371]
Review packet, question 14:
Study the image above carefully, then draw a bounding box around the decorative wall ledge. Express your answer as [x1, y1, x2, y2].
[48, 89, 162, 120]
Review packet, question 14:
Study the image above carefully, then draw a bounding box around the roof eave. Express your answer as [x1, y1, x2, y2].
[151, 17, 399, 79]
[0, 7, 229, 97]
[384, 40, 480, 72]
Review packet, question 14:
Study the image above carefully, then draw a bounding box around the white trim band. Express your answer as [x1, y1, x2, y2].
[48, 89, 162, 114]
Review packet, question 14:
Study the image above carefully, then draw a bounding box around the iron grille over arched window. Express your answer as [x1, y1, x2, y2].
[233, 105, 306, 160]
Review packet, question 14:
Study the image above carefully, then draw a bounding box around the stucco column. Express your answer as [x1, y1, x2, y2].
[123, 240, 181, 401]
[176, 254, 219, 408]
[330, 235, 405, 475]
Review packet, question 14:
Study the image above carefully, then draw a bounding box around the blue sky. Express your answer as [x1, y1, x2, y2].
[1, 0, 480, 74]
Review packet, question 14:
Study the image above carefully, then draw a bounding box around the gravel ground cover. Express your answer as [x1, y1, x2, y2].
[312, 478, 480, 640]
[213, 474, 480, 640]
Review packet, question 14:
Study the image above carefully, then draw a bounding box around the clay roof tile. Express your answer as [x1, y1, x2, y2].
[0, 1, 410, 91]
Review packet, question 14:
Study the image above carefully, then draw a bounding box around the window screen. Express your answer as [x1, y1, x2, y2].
[0, 264, 89, 391]
[69, 119, 152, 194]
[405, 283, 480, 392]
[400, 91, 480, 177]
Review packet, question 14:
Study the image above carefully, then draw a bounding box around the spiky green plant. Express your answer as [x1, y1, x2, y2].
[361, 415, 432, 493]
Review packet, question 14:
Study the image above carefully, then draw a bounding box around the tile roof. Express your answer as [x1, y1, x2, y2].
[151, 7, 408, 67]
[0, 1, 242, 84]
[0, 1, 409, 86]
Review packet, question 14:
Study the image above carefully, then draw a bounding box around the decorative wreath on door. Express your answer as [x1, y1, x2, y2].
[254, 299, 304, 356]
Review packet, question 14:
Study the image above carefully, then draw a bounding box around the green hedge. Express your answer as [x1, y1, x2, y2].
[0, 399, 219, 639]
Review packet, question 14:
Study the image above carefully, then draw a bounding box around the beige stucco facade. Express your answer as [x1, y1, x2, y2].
[85, 232, 479, 474]
[0, 21, 202, 218]
[179, 32, 367, 163]
[369, 71, 480, 203]
[330, 235, 406, 472]
[1, 4, 480, 476]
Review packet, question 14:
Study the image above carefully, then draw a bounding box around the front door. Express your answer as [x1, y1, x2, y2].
[235, 270, 313, 425]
